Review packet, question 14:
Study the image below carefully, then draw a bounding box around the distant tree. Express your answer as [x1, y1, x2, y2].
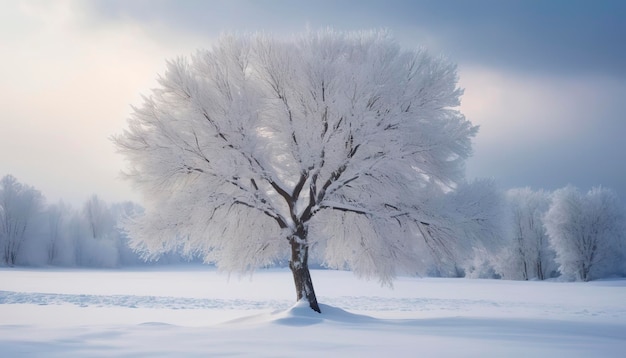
[110, 201, 145, 265]
[115, 30, 479, 312]
[420, 179, 506, 277]
[544, 186, 625, 281]
[66, 209, 90, 266]
[448, 179, 507, 278]
[78, 196, 130, 267]
[45, 201, 70, 264]
[497, 188, 555, 280]
[83, 195, 115, 240]
[0, 175, 44, 266]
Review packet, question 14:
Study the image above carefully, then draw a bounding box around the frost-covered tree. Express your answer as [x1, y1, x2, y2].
[77, 196, 142, 267]
[115, 30, 478, 312]
[417, 179, 506, 277]
[0, 177, 151, 268]
[0, 175, 44, 266]
[448, 179, 507, 278]
[111, 201, 146, 265]
[83, 195, 115, 240]
[45, 201, 70, 264]
[496, 188, 555, 280]
[544, 186, 625, 281]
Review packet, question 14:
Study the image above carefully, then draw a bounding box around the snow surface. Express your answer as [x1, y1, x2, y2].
[1, 267, 625, 357]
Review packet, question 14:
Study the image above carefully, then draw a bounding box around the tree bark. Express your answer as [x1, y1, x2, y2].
[289, 234, 321, 313]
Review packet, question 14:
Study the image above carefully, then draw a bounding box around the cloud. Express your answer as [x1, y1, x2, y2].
[459, 67, 605, 144]
[460, 66, 626, 196]
[0, 1, 201, 205]
[1, 0, 624, 207]
[400, 0, 626, 78]
[80, 1, 626, 78]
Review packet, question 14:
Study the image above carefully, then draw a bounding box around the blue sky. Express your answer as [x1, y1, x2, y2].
[1, 0, 624, 205]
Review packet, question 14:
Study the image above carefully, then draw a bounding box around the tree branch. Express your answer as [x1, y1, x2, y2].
[318, 201, 370, 216]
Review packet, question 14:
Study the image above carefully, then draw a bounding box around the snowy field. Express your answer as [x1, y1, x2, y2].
[1, 267, 625, 357]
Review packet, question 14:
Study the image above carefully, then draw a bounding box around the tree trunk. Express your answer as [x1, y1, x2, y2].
[289, 235, 321, 313]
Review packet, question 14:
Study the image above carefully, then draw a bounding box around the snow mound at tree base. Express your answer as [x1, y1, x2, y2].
[224, 300, 378, 326]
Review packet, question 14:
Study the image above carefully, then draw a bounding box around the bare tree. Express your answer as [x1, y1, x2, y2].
[114, 30, 478, 312]
[0, 175, 43, 266]
[544, 186, 625, 281]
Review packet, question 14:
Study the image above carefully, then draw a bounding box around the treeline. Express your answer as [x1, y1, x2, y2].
[0, 175, 191, 267]
[1, 174, 624, 281]
[465, 186, 625, 281]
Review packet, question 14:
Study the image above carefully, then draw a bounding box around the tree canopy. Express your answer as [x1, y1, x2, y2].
[544, 186, 625, 281]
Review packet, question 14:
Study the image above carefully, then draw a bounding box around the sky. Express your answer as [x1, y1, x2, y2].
[1, 0, 625, 207]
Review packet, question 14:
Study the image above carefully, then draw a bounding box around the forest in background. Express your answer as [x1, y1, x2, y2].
[0, 174, 193, 268]
[1, 174, 624, 281]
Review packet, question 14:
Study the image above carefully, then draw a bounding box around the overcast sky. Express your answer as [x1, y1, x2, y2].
[1, 0, 625, 206]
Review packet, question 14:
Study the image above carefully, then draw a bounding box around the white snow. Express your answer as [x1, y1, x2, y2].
[1, 266, 625, 357]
